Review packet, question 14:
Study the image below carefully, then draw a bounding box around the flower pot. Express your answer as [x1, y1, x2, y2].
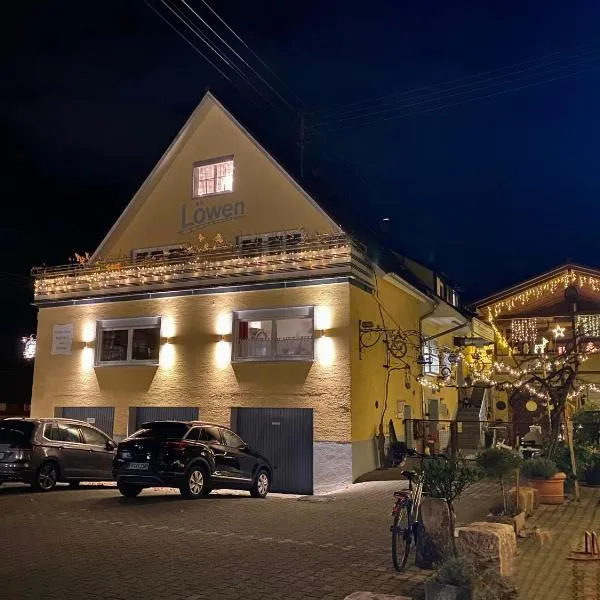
[424, 577, 471, 600]
[525, 472, 566, 504]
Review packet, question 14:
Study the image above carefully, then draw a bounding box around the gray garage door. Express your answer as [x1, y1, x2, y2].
[55, 407, 115, 437]
[132, 407, 199, 433]
[233, 407, 313, 495]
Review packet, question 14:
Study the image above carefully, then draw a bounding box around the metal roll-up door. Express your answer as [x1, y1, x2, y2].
[133, 407, 200, 432]
[56, 407, 116, 437]
[233, 407, 313, 495]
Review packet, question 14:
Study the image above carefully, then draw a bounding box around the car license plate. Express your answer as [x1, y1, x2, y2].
[128, 462, 149, 470]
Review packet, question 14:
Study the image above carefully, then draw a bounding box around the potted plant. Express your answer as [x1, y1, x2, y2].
[476, 448, 524, 532]
[583, 451, 600, 486]
[418, 455, 481, 566]
[521, 457, 565, 504]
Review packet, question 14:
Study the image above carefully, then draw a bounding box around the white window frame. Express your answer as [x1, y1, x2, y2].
[423, 339, 440, 375]
[95, 316, 162, 367]
[132, 245, 186, 262]
[192, 156, 234, 198]
[232, 306, 315, 363]
[236, 229, 304, 254]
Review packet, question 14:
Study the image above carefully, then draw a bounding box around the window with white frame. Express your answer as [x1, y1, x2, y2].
[193, 157, 234, 197]
[422, 339, 440, 375]
[233, 306, 314, 361]
[96, 317, 161, 366]
[132, 245, 186, 262]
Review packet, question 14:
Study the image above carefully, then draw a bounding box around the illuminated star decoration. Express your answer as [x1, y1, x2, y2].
[552, 325, 565, 339]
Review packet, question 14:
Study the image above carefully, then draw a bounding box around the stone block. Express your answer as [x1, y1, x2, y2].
[509, 486, 536, 515]
[344, 594, 412, 600]
[457, 521, 516, 577]
[424, 577, 471, 600]
[416, 497, 453, 569]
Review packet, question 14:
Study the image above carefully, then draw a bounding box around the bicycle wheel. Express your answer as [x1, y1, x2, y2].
[391, 504, 412, 572]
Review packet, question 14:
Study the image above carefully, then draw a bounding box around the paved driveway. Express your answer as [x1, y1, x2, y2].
[0, 480, 433, 600]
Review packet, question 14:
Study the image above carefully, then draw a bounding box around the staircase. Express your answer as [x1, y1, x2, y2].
[456, 386, 487, 457]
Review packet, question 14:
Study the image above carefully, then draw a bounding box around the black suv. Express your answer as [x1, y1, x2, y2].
[113, 421, 272, 499]
[0, 417, 117, 491]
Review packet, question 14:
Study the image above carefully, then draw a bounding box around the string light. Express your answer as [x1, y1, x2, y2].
[512, 318, 538, 343]
[552, 325, 565, 339]
[21, 335, 36, 360]
[33, 234, 354, 300]
[578, 315, 600, 338]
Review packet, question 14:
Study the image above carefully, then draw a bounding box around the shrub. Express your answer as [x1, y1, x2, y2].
[434, 556, 476, 587]
[521, 457, 558, 479]
[555, 441, 595, 482]
[477, 448, 522, 513]
[573, 409, 600, 446]
[421, 455, 481, 505]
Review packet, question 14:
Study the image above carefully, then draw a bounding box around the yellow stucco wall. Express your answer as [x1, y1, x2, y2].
[349, 278, 425, 446]
[97, 99, 339, 260]
[32, 282, 351, 442]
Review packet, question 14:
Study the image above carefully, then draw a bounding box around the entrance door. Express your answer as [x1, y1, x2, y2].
[233, 408, 313, 494]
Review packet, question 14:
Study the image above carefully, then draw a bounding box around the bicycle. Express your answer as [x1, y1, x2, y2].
[389, 444, 447, 572]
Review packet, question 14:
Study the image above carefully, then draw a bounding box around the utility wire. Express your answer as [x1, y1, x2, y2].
[176, 0, 298, 113]
[309, 52, 600, 129]
[310, 37, 600, 118]
[143, 0, 234, 84]
[313, 62, 600, 132]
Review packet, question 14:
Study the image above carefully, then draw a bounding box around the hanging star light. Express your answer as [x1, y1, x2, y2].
[552, 324, 566, 339]
[21, 335, 36, 360]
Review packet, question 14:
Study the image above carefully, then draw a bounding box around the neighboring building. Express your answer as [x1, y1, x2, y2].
[475, 264, 600, 439]
[31, 92, 489, 493]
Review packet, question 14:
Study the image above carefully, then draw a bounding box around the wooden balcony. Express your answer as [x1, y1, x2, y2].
[32, 234, 373, 304]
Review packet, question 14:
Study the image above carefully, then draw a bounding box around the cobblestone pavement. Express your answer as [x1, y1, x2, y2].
[515, 486, 600, 600]
[0, 479, 497, 600]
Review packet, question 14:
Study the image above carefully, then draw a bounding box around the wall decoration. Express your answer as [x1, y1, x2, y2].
[534, 337, 549, 354]
[552, 324, 565, 339]
[525, 400, 538, 412]
[51, 323, 74, 355]
[512, 318, 538, 343]
[496, 400, 507, 411]
[578, 315, 600, 338]
[21, 335, 36, 360]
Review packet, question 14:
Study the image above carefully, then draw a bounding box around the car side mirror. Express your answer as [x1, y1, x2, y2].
[106, 441, 116, 451]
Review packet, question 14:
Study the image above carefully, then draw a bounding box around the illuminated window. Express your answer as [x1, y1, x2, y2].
[96, 317, 161, 366]
[237, 229, 303, 256]
[193, 157, 234, 197]
[233, 306, 314, 362]
[423, 340, 440, 375]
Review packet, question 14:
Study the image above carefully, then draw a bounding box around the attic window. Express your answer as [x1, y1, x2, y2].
[193, 157, 234, 198]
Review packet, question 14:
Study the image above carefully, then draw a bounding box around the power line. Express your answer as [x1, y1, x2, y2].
[143, 0, 234, 84]
[309, 37, 600, 119]
[176, 0, 298, 113]
[309, 51, 600, 129]
[313, 62, 600, 132]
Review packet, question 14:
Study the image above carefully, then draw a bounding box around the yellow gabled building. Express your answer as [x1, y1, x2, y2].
[31, 92, 486, 493]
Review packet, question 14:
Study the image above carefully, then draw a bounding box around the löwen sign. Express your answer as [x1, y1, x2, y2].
[180, 197, 245, 233]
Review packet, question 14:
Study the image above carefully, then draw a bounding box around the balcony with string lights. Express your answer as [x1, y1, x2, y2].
[32, 233, 374, 304]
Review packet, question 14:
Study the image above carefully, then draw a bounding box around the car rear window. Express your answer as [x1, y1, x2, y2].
[131, 422, 189, 440]
[0, 422, 35, 446]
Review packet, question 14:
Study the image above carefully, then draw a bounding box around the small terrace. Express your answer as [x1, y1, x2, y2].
[32, 233, 373, 304]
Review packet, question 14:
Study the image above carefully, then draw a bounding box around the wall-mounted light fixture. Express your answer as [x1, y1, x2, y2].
[315, 306, 332, 337]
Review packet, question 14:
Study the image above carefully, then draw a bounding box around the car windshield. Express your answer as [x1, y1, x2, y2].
[131, 422, 189, 440]
[0, 422, 35, 447]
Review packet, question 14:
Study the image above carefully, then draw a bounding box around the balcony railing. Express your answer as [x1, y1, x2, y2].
[32, 233, 373, 303]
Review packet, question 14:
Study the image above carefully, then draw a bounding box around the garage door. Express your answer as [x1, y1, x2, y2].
[55, 407, 115, 437]
[233, 407, 313, 495]
[133, 407, 199, 432]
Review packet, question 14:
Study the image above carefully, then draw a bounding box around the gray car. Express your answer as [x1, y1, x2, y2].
[0, 417, 117, 491]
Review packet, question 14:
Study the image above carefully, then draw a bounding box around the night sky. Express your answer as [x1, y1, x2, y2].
[4, 0, 600, 363]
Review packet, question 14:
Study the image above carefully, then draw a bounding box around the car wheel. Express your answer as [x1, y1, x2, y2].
[250, 469, 270, 498]
[69, 481, 81, 489]
[117, 482, 143, 498]
[180, 466, 208, 499]
[32, 462, 59, 492]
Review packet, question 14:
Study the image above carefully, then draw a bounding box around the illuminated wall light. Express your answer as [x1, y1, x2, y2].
[161, 316, 176, 339]
[160, 342, 176, 369]
[82, 321, 96, 344]
[315, 306, 332, 333]
[214, 340, 232, 369]
[216, 313, 233, 337]
[316, 336, 334, 367]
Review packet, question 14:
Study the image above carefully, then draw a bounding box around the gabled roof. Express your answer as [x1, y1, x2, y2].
[473, 263, 600, 310]
[91, 91, 340, 261]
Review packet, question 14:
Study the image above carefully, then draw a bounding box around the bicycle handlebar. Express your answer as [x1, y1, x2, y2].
[405, 448, 448, 461]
